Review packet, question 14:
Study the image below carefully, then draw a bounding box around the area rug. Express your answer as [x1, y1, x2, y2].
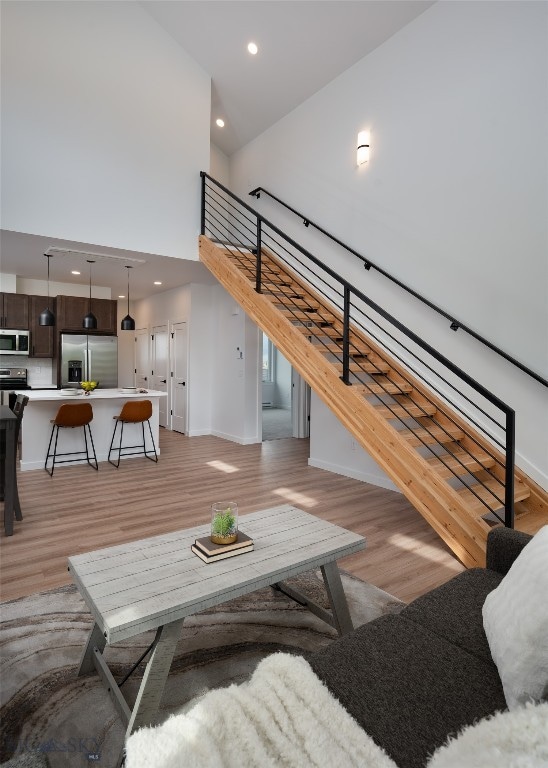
[0, 571, 404, 768]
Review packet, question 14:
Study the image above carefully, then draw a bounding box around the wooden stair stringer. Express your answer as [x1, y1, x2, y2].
[200, 235, 490, 567]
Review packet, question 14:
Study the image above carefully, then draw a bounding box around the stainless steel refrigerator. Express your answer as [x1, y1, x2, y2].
[60, 334, 118, 388]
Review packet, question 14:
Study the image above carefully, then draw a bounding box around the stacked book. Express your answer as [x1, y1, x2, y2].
[191, 532, 254, 564]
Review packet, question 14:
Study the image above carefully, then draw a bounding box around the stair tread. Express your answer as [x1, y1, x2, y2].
[315, 342, 371, 357]
[333, 360, 391, 374]
[229, 253, 282, 272]
[230, 260, 281, 275]
[373, 402, 437, 419]
[279, 307, 336, 320]
[458, 477, 530, 516]
[261, 280, 293, 288]
[353, 381, 413, 396]
[294, 324, 351, 338]
[264, 290, 306, 299]
[267, 297, 320, 310]
[400, 424, 465, 446]
[426, 450, 496, 478]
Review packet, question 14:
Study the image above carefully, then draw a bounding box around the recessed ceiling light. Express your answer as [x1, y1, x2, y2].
[71, 270, 81, 275]
[154, 281, 162, 285]
[247, 42, 258, 55]
[118, 295, 125, 299]
[216, 118, 225, 128]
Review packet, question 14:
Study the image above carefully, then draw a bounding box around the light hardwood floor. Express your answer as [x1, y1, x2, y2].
[0, 430, 465, 604]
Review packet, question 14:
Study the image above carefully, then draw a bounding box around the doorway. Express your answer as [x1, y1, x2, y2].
[261, 333, 310, 441]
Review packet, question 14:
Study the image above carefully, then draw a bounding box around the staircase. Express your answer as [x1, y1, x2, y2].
[198, 176, 548, 567]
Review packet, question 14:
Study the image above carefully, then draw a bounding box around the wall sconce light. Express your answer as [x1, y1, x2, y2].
[82, 260, 98, 330]
[39, 253, 55, 327]
[357, 130, 370, 166]
[120, 266, 136, 331]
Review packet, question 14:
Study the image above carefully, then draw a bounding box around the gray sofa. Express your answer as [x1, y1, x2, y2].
[309, 526, 532, 768]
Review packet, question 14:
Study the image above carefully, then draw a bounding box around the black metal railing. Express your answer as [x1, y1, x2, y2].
[249, 186, 547, 390]
[201, 172, 517, 527]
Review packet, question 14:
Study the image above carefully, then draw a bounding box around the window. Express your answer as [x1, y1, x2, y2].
[262, 334, 274, 383]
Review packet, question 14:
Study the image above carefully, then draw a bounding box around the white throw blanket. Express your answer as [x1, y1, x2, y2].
[427, 700, 548, 768]
[125, 653, 548, 768]
[124, 652, 397, 768]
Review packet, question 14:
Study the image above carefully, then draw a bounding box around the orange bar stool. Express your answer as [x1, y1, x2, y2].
[108, 399, 158, 468]
[45, 402, 98, 476]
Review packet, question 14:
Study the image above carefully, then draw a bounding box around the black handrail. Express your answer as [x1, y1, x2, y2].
[201, 172, 516, 527]
[203, 174, 511, 410]
[249, 186, 547, 389]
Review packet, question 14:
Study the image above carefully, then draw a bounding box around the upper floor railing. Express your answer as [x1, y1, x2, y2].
[201, 172, 516, 527]
[249, 186, 547, 389]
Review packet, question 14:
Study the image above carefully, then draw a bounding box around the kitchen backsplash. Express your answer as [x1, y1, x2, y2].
[4, 356, 55, 388]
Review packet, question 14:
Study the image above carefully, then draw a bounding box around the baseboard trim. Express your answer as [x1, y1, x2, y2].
[307, 457, 400, 492]
[211, 430, 261, 445]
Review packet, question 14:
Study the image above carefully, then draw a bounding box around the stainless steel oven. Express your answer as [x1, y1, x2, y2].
[0, 368, 31, 406]
[0, 329, 30, 356]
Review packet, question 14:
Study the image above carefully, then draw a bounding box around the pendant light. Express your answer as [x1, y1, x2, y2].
[82, 260, 97, 330]
[39, 253, 55, 326]
[120, 265, 136, 331]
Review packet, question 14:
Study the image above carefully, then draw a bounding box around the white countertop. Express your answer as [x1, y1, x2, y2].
[15, 388, 167, 402]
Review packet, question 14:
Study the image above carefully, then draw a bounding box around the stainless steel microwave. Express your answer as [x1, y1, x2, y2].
[0, 329, 30, 355]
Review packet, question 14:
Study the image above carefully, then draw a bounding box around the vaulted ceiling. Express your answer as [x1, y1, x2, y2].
[1, 1, 434, 299]
[141, 0, 434, 156]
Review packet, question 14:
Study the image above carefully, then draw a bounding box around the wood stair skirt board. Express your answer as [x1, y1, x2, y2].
[199, 235, 548, 566]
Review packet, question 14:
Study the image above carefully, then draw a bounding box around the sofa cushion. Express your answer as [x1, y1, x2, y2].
[309, 614, 507, 768]
[485, 527, 533, 575]
[482, 525, 548, 710]
[400, 568, 503, 664]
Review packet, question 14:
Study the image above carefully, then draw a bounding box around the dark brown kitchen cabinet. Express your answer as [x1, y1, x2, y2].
[56, 295, 117, 334]
[29, 295, 56, 357]
[0, 293, 29, 329]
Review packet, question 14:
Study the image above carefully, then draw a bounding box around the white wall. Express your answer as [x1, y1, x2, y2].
[211, 286, 260, 444]
[309, 392, 399, 491]
[188, 283, 215, 435]
[1, 1, 210, 259]
[116, 300, 136, 388]
[210, 143, 230, 187]
[230, 0, 548, 487]
[0, 275, 17, 292]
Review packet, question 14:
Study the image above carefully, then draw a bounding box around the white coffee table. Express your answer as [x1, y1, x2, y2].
[68, 504, 365, 757]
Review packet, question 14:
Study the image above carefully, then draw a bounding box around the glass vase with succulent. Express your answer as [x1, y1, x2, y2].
[210, 502, 238, 545]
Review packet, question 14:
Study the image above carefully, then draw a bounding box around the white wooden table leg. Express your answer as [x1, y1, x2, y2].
[125, 618, 184, 735]
[78, 622, 107, 676]
[320, 561, 354, 636]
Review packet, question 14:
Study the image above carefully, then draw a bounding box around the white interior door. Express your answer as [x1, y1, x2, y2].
[292, 368, 310, 438]
[134, 328, 150, 388]
[152, 324, 169, 428]
[170, 321, 188, 434]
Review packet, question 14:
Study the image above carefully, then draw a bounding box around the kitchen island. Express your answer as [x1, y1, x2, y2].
[15, 389, 167, 471]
